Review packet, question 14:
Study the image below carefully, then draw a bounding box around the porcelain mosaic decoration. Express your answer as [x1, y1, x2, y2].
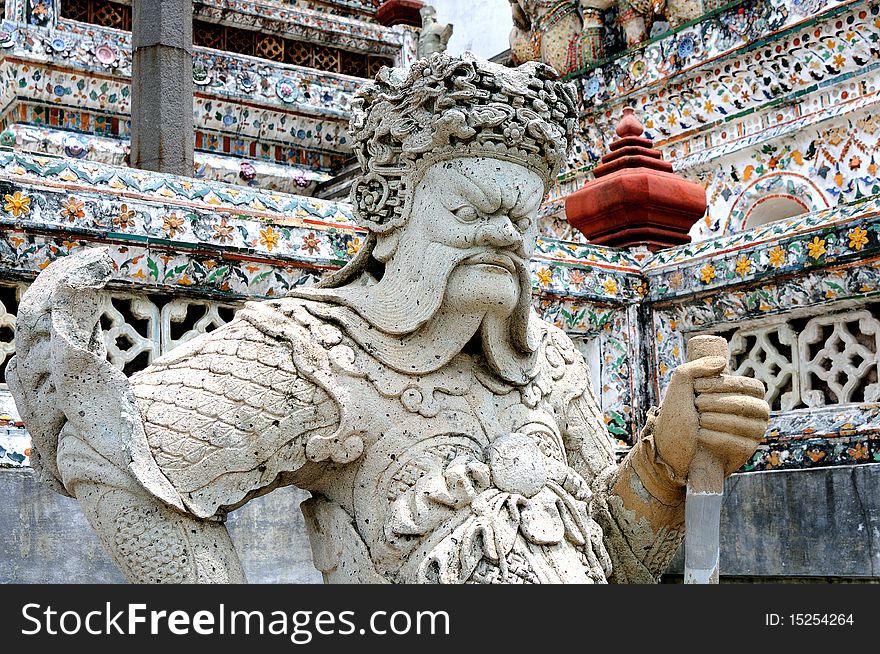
[537, 0, 880, 243]
[0, 0, 419, 195]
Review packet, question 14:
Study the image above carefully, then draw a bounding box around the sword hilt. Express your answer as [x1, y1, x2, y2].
[684, 334, 729, 584]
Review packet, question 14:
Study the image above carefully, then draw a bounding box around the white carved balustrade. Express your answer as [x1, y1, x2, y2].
[160, 299, 240, 352]
[728, 321, 799, 412]
[798, 311, 880, 409]
[99, 294, 161, 375]
[0, 284, 27, 380]
[0, 282, 243, 382]
[698, 307, 880, 412]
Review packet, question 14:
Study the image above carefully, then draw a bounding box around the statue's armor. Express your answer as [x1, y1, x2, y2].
[130, 296, 638, 584]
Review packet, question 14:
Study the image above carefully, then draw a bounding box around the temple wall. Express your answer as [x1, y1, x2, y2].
[5, 453, 878, 582]
[0, 0, 417, 193]
[0, 468, 322, 583]
[543, 0, 880, 243]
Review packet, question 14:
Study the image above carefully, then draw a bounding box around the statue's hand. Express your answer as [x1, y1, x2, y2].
[653, 356, 769, 482]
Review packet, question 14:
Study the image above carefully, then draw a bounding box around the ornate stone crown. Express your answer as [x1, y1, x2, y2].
[348, 52, 579, 234]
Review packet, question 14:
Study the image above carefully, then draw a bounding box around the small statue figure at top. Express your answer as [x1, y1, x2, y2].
[417, 5, 453, 59]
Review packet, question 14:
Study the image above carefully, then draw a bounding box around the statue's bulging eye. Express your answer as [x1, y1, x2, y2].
[453, 206, 480, 223]
[516, 217, 532, 232]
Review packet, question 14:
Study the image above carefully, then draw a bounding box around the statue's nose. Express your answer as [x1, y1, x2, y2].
[477, 216, 521, 248]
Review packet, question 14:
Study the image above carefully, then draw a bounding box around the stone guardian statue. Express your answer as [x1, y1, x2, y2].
[7, 53, 769, 583]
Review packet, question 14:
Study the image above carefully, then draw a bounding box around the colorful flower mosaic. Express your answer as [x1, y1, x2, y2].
[546, 0, 880, 248]
[572, 0, 856, 111]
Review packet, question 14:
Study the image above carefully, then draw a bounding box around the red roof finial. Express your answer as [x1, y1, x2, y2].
[564, 108, 707, 251]
[615, 107, 644, 138]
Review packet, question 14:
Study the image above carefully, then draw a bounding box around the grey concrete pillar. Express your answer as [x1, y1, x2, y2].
[130, 0, 194, 175]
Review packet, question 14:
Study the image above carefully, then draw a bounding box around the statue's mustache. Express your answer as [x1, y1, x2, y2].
[458, 250, 524, 275]
[295, 239, 532, 339]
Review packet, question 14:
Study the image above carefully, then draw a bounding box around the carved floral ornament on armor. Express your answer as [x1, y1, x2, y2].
[7, 54, 769, 584]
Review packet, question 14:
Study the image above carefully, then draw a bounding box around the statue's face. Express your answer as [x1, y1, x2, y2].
[322, 156, 545, 378]
[401, 157, 544, 314]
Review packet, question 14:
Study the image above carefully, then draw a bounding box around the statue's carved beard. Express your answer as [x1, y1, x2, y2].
[297, 236, 539, 385]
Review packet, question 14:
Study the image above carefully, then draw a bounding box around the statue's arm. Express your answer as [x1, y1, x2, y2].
[441, 24, 453, 45]
[593, 408, 688, 583]
[7, 246, 343, 519]
[563, 377, 685, 583]
[564, 351, 768, 582]
[128, 300, 347, 519]
[509, 0, 531, 30]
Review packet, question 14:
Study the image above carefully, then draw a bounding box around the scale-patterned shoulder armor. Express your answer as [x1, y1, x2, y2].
[131, 300, 344, 518]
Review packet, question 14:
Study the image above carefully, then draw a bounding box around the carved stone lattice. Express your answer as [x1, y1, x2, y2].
[62, 0, 91, 23]
[99, 294, 161, 376]
[0, 283, 28, 383]
[226, 28, 255, 56]
[285, 40, 313, 67]
[366, 56, 386, 79]
[92, 0, 130, 30]
[61, 0, 132, 31]
[701, 306, 880, 411]
[729, 324, 799, 411]
[798, 311, 880, 408]
[194, 22, 226, 51]
[341, 51, 363, 77]
[0, 283, 243, 381]
[160, 299, 239, 352]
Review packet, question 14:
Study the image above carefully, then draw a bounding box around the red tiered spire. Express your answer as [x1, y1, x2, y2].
[565, 108, 707, 250]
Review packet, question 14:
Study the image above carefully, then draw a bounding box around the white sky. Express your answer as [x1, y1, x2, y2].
[430, 0, 513, 59]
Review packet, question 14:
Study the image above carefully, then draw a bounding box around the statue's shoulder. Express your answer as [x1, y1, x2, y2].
[130, 296, 344, 386]
[129, 295, 344, 518]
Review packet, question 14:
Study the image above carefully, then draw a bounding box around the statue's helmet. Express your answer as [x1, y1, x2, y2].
[347, 52, 579, 235]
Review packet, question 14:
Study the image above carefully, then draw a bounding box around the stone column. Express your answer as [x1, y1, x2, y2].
[130, 0, 194, 175]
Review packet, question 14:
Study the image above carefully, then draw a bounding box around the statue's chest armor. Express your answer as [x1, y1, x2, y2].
[319, 337, 570, 545]
[326, 339, 568, 467]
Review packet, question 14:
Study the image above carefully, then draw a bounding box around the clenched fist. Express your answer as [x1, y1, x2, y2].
[653, 355, 770, 483]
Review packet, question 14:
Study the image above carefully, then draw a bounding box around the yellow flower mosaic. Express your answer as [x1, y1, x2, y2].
[699, 263, 716, 284]
[848, 227, 869, 251]
[768, 245, 786, 267]
[806, 236, 826, 260]
[4, 191, 30, 217]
